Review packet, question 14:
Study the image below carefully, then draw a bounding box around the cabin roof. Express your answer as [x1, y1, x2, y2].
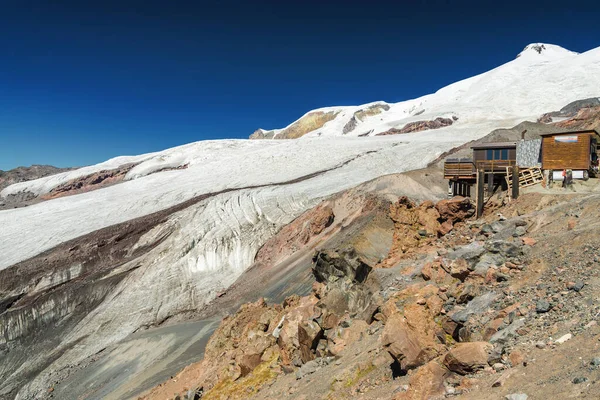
[445, 158, 474, 163]
[471, 141, 517, 149]
[539, 129, 600, 137]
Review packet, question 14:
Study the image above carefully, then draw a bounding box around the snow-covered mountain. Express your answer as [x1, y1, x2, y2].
[1, 43, 600, 399]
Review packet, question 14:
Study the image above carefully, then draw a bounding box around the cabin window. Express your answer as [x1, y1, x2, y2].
[486, 148, 509, 160]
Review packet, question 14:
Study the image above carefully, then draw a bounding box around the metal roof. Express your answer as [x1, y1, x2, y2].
[471, 141, 517, 149]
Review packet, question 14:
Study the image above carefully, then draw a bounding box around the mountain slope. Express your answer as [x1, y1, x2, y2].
[250, 43, 600, 139]
[1, 42, 600, 400]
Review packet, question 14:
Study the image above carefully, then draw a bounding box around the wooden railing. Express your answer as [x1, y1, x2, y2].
[444, 159, 518, 178]
[444, 159, 475, 179]
[474, 159, 516, 172]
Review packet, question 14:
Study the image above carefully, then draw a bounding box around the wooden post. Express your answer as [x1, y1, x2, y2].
[511, 165, 519, 199]
[476, 170, 484, 218]
[487, 173, 494, 197]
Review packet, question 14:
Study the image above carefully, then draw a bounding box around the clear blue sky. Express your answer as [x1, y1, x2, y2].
[1, 0, 599, 170]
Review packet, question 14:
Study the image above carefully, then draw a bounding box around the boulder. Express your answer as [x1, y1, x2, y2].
[312, 249, 372, 284]
[446, 242, 486, 264]
[382, 313, 430, 371]
[238, 353, 263, 377]
[394, 360, 449, 400]
[447, 258, 470, 281]
[298, 320, 323, 363]
[295, 359, 319, 379]
[327, 320, 369, 355]
[436, 196, 473, 226]
[485, 240, 523, 258]
[277, 296, 320, 365]
[443, 342, 492, 375]
[450, 292, 497, 324]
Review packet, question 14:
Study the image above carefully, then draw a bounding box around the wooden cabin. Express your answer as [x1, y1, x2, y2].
[540, 130, 600, 171]
[471, 141, 517, 172]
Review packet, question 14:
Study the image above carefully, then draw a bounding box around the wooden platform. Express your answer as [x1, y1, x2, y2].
[444, 159, 475, 180]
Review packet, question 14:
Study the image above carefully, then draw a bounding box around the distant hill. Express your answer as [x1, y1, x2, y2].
[0, 164, 73, 192]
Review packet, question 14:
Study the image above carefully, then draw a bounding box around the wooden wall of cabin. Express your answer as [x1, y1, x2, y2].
[542, 133, 591, 170]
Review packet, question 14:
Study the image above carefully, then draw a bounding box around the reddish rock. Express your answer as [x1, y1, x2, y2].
[320, 309, 340, 330]
[328, 320, 369, 355]
[441, 316, 459, 337]
[426, 295, 444, 316]
[382, 313, 430, 370]
[443, 342, 492, 375]
[508, 350, 525, 367]
[436, 196, 472, 225]
[483, 318, 505, 341]
[377, 117, 455, 136]
[394, 360, 449, 400]
[421, 262, 433, 281]
[254, 204, 334, 268]
[298, 320, 323, 363]
[449, 258, 470, 281]
[485, 268, 497, 283]
[238, 353, 263, 377]
[42, 163, 138, 200]
[277, 296, 320, 365]
[522, 237, 537, 246]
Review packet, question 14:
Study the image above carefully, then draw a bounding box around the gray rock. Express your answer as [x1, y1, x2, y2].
[485, 240, 523, 258]
[473, 252, 505, 274]
[480, 224, 495, 234]
[446, 242, 485, 263]
[573, 377, 588, 384]
[451, 292, 498, 324]
[490, 318, 525, 344]
[505, 394, 528, 400]
[515, 226, 527, 236]
[591, 357, 600, 367]
[296, 360, 319, 379]
[487, 345, 503, 365]
[536, 300, 551, 313]
[312, 249, 372, 284]
[536, 341, 546, 349]
[570, 281, 585, 292]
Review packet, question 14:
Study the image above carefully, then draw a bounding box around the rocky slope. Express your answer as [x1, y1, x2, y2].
[143, 185, 600, 400]
[139, 104, 600, 400]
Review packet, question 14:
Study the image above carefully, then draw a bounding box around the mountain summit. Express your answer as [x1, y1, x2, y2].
[516, 42, 578, 60]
